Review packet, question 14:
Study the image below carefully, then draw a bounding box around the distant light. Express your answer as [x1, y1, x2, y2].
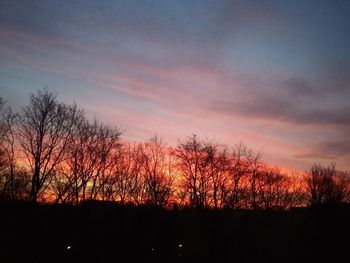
[151, 248, 154, 251]
[178, 244, 183, 248]
[67, 245, 71, 250]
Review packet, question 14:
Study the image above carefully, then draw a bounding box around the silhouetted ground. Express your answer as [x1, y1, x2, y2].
[1, 201, 349, 263]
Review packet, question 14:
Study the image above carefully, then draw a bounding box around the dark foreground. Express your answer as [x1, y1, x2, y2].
[1, 201, 349, 263]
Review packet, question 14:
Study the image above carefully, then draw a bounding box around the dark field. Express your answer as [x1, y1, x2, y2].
[1, 201, 349, 263]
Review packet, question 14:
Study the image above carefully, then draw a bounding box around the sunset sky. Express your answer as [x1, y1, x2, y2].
[1, 0, 349, 171]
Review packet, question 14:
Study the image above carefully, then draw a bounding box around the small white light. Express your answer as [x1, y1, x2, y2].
[178, 244, 183, 248]
[151, 248, 154, 251]
[67, 245, 71, 250]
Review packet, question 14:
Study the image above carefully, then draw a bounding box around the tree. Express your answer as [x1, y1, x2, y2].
[51, 118, 121, 204]
[52, 117, 92, 204]
[223, 143, 252, 209]
[305, 163, 350, 205]
[0, 105, 18, 198]
[87, 121, 122, 200]
[105, 142, 146, 205]
[175, 135, 205, 208]
[0, 97, 8, 175]
[0, 98, 11, 196]
[246, 148, 263, 209]
[18, 89, 82, 202]
[257, 166, 297, 210]
[0, 98, 29, 200]
[142, 136, 175, 207]
[201, 142, 229, 209]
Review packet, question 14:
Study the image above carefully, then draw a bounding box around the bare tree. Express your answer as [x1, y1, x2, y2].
[53, 118, 92, 204]
[127, 142, 148, 205]
[202, 142, 229, 209]
[94, 125, 122, 200]
[87, 121, 121, 200]
[175, 135, 205, 208]
[0, 98, 30, 200]
[0, 106, 19, 199]
[105, 143, 133, 204]
[18, 89, 82, 202]
[305, 163, 350, 205]
[0, 98, 11, 195]
[51, 118, 121, 204]
[246, 148, 263, 209]
[0, 97, 9, 176]
[256, 166, 294, 210]
[223, 143, 252, 209]
[142, 136, 175, 207]
[106, 142, 146, 205]
[7, 89, 350, 211]
[0, 97, 6, 134]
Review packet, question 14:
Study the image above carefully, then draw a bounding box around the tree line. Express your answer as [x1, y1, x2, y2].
[0, 89, 349, 209]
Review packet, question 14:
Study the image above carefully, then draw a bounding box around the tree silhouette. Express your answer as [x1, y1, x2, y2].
[257, 166, 299, 210]
[1, 89, 350, 211]
[18, 89, 82, 202]
[0, 98, 29, 200]
[305, 163, 350, 205]
[201, 142, 229, 209]
[142, 136, 175, 207]
[223, 143, 254, 209]
[113, 142, 145, 204]
[175, 135, 209, 209]
[50, 118, 121, 204]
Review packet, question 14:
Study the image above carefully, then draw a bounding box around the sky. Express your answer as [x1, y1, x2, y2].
[1, 0, 350, 171]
